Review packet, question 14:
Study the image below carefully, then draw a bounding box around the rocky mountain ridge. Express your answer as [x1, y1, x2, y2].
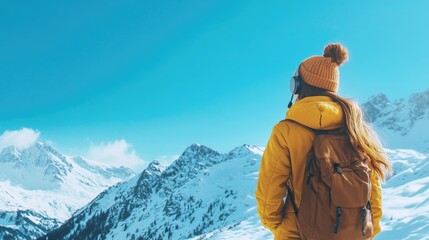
[362, 90, 429, 152]
[40, 144, 264, 240]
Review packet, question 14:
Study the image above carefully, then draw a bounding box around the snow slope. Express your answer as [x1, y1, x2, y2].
[0, 142, 134, 239]
[377, 149, 429, 240]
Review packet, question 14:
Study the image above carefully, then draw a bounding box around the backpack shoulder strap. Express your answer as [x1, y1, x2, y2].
[279, 119, 313, 216]
[280, 118, 346, 216]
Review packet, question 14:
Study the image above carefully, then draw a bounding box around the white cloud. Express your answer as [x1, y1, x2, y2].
[87, 139, 145, 171]
[155, 154, 180, 167]
[0, 128, 40, 151]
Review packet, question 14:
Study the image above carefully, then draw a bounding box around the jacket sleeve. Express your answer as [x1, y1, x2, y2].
[370, 168, 383, 236]
[255, 124, 291, 233]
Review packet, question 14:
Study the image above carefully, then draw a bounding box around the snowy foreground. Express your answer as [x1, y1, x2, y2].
[38, 144, 429, 240]
[377, 149, 429, 240]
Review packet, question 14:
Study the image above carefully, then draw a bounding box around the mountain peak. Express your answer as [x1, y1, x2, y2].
[368, 93, 389, 103]
[361, 89, 429, 151]
[180, 143, 220, 159]
[362, 93, 392, 123]
[0, 146, 21, 163]
[409, 90, 429, 119]
[32, 141, 50, 149]
[145, 160, 166, 176]
[158, 144, 224, 188]
[22, 142, 72, 174]
[184, 143, 206, 151]
[228, 144, 264, 158]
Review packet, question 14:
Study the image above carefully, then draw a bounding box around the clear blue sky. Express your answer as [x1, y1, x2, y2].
[1, 0, 428, 167]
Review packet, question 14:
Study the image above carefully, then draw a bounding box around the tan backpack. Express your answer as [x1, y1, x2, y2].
[285, 119, 373, 240]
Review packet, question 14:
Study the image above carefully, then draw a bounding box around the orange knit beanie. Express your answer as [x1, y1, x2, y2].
[299, 43, 349, 93]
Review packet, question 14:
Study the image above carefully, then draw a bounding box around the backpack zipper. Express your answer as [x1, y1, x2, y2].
[333, 207, 342, 234]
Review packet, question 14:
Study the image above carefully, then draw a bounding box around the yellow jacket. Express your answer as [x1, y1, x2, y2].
[255, 96, 382, 239]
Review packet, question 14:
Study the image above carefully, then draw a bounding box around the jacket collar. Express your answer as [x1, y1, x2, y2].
[286, 96, 344, 130]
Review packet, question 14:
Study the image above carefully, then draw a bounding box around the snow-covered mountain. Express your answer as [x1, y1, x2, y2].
[0, 142, 135, 239]
[39, 144, 269, 240]
[362, 90, 429, 152]
[39, 143, 429, 240]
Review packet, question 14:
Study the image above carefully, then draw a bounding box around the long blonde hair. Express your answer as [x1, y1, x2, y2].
[325, 92, 392, 181]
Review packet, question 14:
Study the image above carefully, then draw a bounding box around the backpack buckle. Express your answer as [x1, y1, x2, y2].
[333, 163, 344, 174]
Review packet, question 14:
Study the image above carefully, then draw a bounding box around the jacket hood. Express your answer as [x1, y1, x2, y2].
[286, 96, 344, 130]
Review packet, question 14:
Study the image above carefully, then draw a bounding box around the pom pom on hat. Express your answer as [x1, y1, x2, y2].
[298, 43, 349, 93]
[323, 43, 349, 66]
